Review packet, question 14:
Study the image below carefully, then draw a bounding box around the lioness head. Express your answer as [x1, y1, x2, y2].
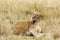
[31, 11, 43, 24]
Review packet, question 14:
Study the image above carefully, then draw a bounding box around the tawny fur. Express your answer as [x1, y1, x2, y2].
[12, 21, 32, 35]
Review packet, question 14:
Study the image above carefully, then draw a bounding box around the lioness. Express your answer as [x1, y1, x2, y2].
[12, 10, 44, 37]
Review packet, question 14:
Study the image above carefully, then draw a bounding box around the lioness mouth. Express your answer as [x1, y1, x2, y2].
[32, 19, 36, 24]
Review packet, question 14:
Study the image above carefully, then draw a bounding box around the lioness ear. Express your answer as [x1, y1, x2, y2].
[32, 9, 41, 16]
[32, 9, 38, 16]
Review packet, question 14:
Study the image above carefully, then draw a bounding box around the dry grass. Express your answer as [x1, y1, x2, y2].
[0, 0, 60, 40]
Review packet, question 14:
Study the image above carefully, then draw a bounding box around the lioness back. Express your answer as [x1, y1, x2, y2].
[12, 21, 31, 35]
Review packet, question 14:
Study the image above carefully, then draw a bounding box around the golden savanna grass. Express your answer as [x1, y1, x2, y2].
[0, 0, 60, 40]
